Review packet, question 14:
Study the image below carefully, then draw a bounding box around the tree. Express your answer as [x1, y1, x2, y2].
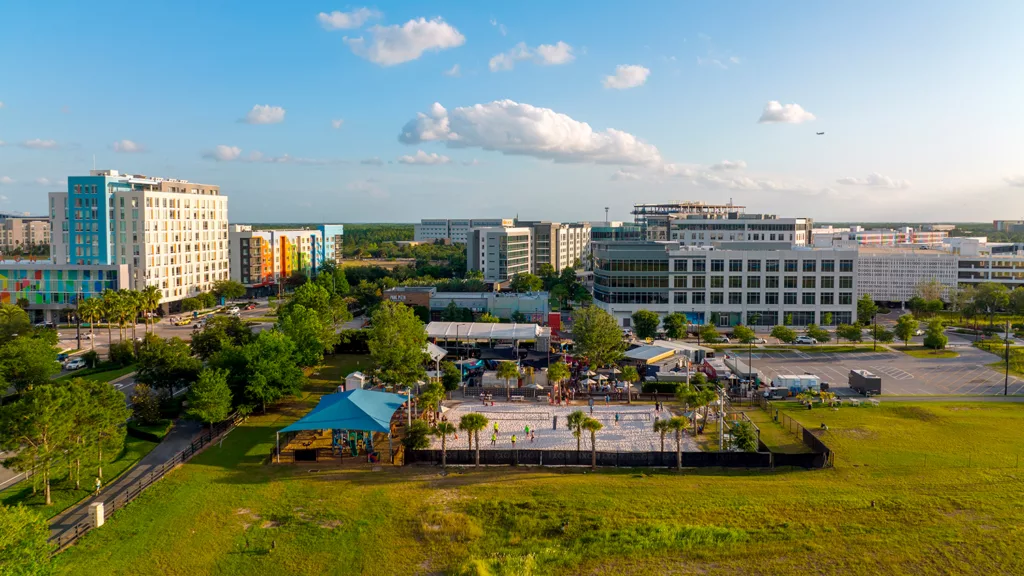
[510, 311, 527, 323]
[440, 361, 461, 396]
[771, 325, 797, 344]
[581, 417, 603, 470]
[870, 325, 895, 344]
[131, 383, 161, 425]
[431, 422, 457, 468]
[0, 384, 72, 505]
[190, 315, 253, 360]
[538, 263, 558, 290]
[509, 273, 543, 293]
[805, 324, 831, 344]
[689, 372, 707, 388]
[465, 269, 484, 281]
[732, 324, 755, 344]
[548, 361, 570, 392]
[440, 301, 465, 322]
[77, 298, 103, 349]
[923, 319, 948, 350]
[784, 313, 794, 326]
[731, 421, 758, 452]
[1011, 287, 1024, 316]
[212, 330, 305, 413]
[458, 413, 489, 467]
[135, 337, 201, 393]
[662, 312, 687, 339]
[653, 419, 670, 452]
[367, 301, 428, 389]
[698, 323, 720, 343]
[211, 279, 246, 301]
[549, 284, 569, 311]
[949, 286, 975, 322]
[477, 313, 500, 323]
[908, 296, 927, 317]
[894, 314, 919, 348]
[186, 368, 233, 428]
[665, 416, 689, 470]
[107, 341, 135, 367]
[140, 285, 162, 334]
[820, 312, 833, 327]
[916, 278, 944, 302]
[836, 324, 863, 343]
[0, 337, 60, 391]
[857, 295, 879, 326]
[572, 306, 624, 369]
[620, 365, 640, 402]
[496, 361, 520, 400]
[277, 304, 339, 367]
[973, 283, 1010, 325]
[0, 305, 31, 345]
[0, 504, 51, 575]
[82, 379, 130, 480]
[567, 410, 587, 453]
[631, 310, 660, 340]
[180, 297, 202, 312]
[402, 420, 431, 451]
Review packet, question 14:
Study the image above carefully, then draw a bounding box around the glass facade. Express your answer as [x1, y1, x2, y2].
[0, 266, 122, 306]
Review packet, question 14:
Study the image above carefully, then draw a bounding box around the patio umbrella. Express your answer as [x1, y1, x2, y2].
[581, 377, 596, 385]
[596, 373, 608, 381]
[584, 370, 597, 377]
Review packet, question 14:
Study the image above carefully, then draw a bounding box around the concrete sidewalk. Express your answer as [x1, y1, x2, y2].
[49, 419, 202, 538]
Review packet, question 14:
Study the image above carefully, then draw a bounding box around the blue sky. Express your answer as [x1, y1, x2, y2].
[2, 0, 1023, 223]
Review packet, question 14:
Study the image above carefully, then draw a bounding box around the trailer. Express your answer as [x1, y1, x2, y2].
[771, 374, 821, 394]
[849, 369, 882, 396]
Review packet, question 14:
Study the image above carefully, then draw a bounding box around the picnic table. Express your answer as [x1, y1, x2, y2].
[510, 395, 525, 402]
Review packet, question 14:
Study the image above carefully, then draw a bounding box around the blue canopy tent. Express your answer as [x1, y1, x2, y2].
[277, 389, 408, 463]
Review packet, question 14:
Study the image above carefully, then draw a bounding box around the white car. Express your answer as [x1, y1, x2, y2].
[227, 306, 240, 315]
[64, 358, 86, 370]
[794, 336, 818, 345]
[751, 338, 767, 344]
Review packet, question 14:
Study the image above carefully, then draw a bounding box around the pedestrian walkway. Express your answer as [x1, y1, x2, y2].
[49, 420, 202, 537]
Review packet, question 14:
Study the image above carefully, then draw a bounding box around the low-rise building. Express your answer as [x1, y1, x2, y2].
[383, 286, 436, 309]
[413, 218, 515, 243]
[430, 291, 549, 322]
[229, 224, 344, 294]
[0, 216, 50, 254]
[0, 262, 128, 323]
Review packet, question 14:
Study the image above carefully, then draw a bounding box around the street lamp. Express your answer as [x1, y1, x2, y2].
[1005, 320, 1011, 396]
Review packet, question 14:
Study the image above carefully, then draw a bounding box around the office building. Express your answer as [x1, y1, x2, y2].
[517, 221, 591, 272]
[592, 241, 858, 329]
[414, 218, 514, 243]
[0, 262, 128, 323]
[813, 225, 948, 247]
[228, 224, 344, 294]
[466, 227, 532, 283]
[856, 247, 957, 304]
[49, 169, 229, 308]
[0, 215, 50, 254]
[633, 202, 813, 246]
[994, 220, 1024, 233]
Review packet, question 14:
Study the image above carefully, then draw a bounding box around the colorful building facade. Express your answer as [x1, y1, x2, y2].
[229, 224, 344, 294]
[0, 262, 129, 322]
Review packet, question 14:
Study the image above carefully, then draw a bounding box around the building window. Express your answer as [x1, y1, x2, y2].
[692, 276, 706, 289]
[673, 259, 688, 272]
[803, 260, 817, 272]
[747, 260, 761, 272]
[790, 311, 816, 325]
[710, 276, 724, 288]
[839, 276, 853, 289]
[784, 259, 798, 272]
[802, 293, 816, 305]
[802, 277, 816, 289]
[766, 276, 779, 289]
[766, 292, 779, 305]
[692, 260, 706, 272]
[766, 260, 780, 272]
[839, 292, 853, 305]
[822, 260, 835, 272]
[784, 292, 797, 305]
[711, 259, 724, 272]
[674, 292, 688, 304]
[821, 293, 835, 305]
[729, 259, 743, 272]
[833, 311, 853, 324]
[692, 292, 706, 304]
[821, 276, 835, 289]
[711, 292, 724, 304]
[674, 276, 687, 288]
[784, 276, 798, 288]
[729, 276, 743, 288]
[748, 276, 761, 289]
[840, 259, 854, 272]
[747, 292, 761, 305]
[729, 292, 742, 305]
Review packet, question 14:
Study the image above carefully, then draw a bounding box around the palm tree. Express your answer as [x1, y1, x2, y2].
[141, 285, 161, 333]
[547, 361, 570, 398]
[77, 298, 102, 350]
[100, 290, 118, 345]
[620, 365, 639, 405]
[431, 422, 457, 468]
[458, 413, 489, 467]
[496, 361, 520, 401]
[581, 417, 603, 470]
[666, 416, 690, 470]
[567, 410, 587, 454]
[653, 418, 670, 452]
[125, 290, 141, 341]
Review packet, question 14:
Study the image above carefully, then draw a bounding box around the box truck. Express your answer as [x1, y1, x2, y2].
[849, 369, 882, 396]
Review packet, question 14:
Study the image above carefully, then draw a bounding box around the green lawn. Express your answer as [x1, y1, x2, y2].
[54, 365, 1024, 575]
[1, 436, 157, 519]
[55, 363, 136, 383]
[128, 419, 174, 441]
[739, 407, 813, 454]
[895, 346, 960, 359]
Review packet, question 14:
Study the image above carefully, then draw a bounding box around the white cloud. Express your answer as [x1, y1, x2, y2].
[361, 157, 384, 166]
[729, 56, 741, 64]
[348, 178, 388, 199]
[709, 160, 746, 171]
[344, 17, 465, 67]
[317, 8, 380, 30]
[602, 65, 650, 89]
[399, 100, 662, 166]
[489, 18, 507, 36]
[243, 105, 286, 125]
[836, 173, 911, 189]
[398, 150, 452, 165]
[20, 139, 59, 149]
[462, 159, 479, 166]
[489, 41, 574, 72]
[443, 64, 461, 77]
[758, 101, 816, 124]
[112, 139, 145, 153]
[0, 102, 4, 109]
[610, 169, 642, 182]
[0, 176, 13, 185]
[33, 177, 64, 186]
[1004, 175, 1024, 187]
[204, 145, 242, 161]
[331, 119, 345, 129]
[0, 140, 5, 147]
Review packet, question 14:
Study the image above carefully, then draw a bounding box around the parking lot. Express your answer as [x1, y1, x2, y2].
[735, 335, 1024, 396]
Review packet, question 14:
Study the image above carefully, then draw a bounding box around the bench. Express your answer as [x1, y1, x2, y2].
[510, 395, 525, 402]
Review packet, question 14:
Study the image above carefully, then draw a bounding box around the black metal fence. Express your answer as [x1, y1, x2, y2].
[48, 413, 243, 553]
[406, 449, 773, 468]
[760, 399, 835, 468]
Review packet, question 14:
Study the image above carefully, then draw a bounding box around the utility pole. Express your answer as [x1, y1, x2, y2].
[718, 391, 725, 451]
[1006, 320, 1011, 396]
[872, 311, 877, 352]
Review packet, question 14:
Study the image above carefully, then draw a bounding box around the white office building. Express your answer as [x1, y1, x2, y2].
[632, 202, 813, 246]
[856, 247, 958, 304]
[518, 221, 592, 272]
[414, 218, 515, 243]
[466, 227, 532, 283]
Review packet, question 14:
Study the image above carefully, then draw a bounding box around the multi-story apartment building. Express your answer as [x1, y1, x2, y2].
[517, 221, 591, 272]
[0, 262, 128, 323]
[856, 247, 958, 304]
[592, 241, 858, 329]
[228, 224, 344, 294]
[634, 202, 813, 246]
[0, 216, 50, 254]
[49, 170, 229, 308]
[466, 227, 532, 283]
[994, 220, 1024, 233]
[413, 218, 514, 243]
[813, 226, 948, 247]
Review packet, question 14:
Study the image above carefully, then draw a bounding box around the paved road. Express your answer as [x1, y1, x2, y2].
[49, 419, 202, 538]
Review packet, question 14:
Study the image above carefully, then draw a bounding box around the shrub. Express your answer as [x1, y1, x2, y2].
[108, 340, 135, 366]
[642, 382, 681, 394]
[82, 350, 100, 368]
[180, 297, 202, 312]
[402, 420, 431, 450]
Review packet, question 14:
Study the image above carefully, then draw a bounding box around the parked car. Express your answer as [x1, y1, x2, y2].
[710, 336, 731, 344]
[244, 303, 257, 311]
[57, 353, 69, 362]
[64, 358, 86, 370]
[227, 306, 241, 315]
[913, 329, 925, 336]
[174, 317, 192, 326]
[794, 336, 818, 345]
[751, 337, 767, 344]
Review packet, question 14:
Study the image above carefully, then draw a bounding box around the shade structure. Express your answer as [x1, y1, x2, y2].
[279, 389, 407, 434]
[524, 383, 545, 390]
[581, 378, 596, 385]
[596, 374, 608, 381]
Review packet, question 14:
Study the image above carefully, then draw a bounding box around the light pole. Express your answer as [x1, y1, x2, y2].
[1005, 320, 1011, 396]
[872, 310, 877, 352]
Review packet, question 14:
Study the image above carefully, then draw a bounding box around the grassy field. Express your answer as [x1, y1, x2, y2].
[54, 358, 1024, 575]
[55, 363, 136, 383]
[895, 346, 960, 359]
[1, 436, 157, 519]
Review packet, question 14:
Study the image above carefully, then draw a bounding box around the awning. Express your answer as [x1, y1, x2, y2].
[424, 342, 448, 362]
[279, 389, 407, 434]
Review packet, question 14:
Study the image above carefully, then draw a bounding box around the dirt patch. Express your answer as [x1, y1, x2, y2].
[948, 407, 977, 412]
[235, 508, 251, 515]
[886, 405, 940, 422]
[261, 520, 280, 529]
[836, 428, 876, 440]
[320, 520, 343, 529]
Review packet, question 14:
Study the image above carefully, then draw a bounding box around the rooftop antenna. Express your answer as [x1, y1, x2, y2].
[604, 206, 609, 224]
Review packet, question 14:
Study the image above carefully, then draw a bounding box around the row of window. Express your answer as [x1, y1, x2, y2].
[595, 289, 854, 306]
[673, 258, 853, 273]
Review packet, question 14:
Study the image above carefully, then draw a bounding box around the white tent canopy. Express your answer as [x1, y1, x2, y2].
[426, 322, 550, 342]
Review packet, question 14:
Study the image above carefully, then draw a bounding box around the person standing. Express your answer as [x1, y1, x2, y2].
[491, 432, 497, 446]
[511, 434, 517, 448]
[94, 477, 101, 496]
